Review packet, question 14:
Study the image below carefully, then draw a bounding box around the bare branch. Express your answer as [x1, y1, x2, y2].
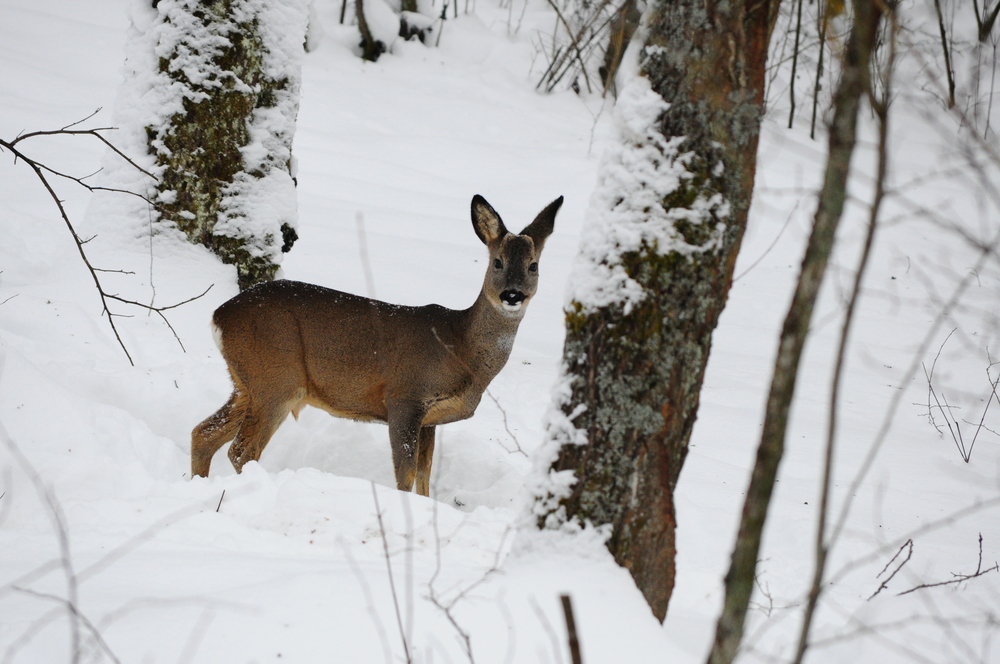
[899, 534, 999, 595]
[560, 594, 583, 664]
[868, 539, 913, 600]
[1, 117, 212, 365]
[791, 10, 896, 659]
[9, 587, 121, 664]
[370, 482, 413, 664]
[541, 0, 594, 94]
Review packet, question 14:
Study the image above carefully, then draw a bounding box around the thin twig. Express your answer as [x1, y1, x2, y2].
[339, 538, 394, 664]
[899, 534, 999, 595]
[0, 422, 83, 663]
[788, 0, 805, 128]
[1, 115, 212, 365]
[868, 539, 913, 599]
[427, 495, 512, 664]
[530, 596, 566, 664]
[9, 587, 121, 664]
[733, 202, 800, 283]
[810, 0, 828, 139]
[560, 594, 583, 664]
[539, 0, 614, 94]
[10, 115, 156, 180]
[371, 482, 413, 664]
[356, 211, 378, 299]
[427, 471, 476, 663]
[933, 0, 956, 107]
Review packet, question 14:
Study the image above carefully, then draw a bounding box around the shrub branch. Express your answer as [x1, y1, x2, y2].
[0, 112, 212, 365]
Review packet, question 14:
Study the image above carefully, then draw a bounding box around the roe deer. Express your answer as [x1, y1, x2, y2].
[191, 195, 562, 496]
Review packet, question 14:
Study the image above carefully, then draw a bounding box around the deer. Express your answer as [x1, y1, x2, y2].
[191, 194, 562, 496]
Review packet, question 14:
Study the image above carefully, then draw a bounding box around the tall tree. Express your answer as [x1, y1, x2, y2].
[144, 0, 308, 290]
[533, 0, 780, 620]
[707, 1, 887, 661]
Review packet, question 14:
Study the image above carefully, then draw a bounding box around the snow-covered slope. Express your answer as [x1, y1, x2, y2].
[1, 0, 998, 662]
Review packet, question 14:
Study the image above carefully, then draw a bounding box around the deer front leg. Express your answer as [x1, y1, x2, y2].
[387, 402, 425, 492]
[191, 390, 244, 478]
[415, 425, 436, 497]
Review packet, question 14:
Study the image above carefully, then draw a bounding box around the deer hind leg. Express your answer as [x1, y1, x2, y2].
[387, 402, 425, 493]
[191, 390, 247, 478]
[415, 425, 436, 497]
[227, 396, 295, 473]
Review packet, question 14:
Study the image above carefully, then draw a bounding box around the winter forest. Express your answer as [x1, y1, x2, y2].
[2, 0, 1000, 661]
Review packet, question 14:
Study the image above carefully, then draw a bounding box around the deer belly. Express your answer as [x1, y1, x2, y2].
[302, 375, 390, 423]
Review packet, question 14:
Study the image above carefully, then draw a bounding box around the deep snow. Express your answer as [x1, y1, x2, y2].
[1, 0, 999, 662]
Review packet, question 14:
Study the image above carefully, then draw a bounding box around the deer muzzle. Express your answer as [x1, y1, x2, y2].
[500, 289, 526, 311]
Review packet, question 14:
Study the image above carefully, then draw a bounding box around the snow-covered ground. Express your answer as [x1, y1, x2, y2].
[1, 0, 998, 662]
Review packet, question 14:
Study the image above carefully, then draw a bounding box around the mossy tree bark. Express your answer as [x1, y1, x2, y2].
[706, 1, 886, 662]
[535, 0, 780, 622]
[149, 0, 304, 290]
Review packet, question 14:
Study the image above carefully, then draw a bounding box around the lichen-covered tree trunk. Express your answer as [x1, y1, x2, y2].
[147, 0, 308, 290]
[533, 0, 779, 621]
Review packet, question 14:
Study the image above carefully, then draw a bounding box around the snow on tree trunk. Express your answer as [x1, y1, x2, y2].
[531, 0, 778, 621]
[141, 0, 308, 290]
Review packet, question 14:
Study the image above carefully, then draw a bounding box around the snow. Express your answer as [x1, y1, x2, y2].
[1, 0, 999, 663]
[364, 0, 404, 49]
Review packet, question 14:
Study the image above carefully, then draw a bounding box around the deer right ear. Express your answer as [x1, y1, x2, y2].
[471, 195, 508, 245]
[520, 195, 562, 254]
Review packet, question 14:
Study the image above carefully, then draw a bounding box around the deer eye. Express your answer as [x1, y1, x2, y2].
[494, 258, 503, 269]
[529, 262, 538, 272]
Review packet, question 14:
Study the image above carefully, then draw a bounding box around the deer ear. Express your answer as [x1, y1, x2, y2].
[520, 196, 562, 254]
[471, 195, 508, 245]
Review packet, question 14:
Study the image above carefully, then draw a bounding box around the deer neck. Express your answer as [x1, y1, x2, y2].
[457, 290, 525, 383]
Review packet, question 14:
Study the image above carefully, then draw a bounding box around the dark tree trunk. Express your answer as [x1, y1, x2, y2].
[356, 0, 387, 61]
[706, 1, 886, 662]
[535, 0, 779, 622]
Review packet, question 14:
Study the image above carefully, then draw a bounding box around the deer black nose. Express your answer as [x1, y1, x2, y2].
[500, 290, 526, 306]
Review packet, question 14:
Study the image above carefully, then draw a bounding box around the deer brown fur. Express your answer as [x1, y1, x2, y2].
[191, 195, 562, 495]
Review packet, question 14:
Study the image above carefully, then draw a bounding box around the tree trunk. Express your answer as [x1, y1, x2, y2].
[599, 0, 640, 95]
[534, 0, 779, 622]
[705, 1, 885, 662]
[147, 0, 307, 290]
[356, 0, 387, 62]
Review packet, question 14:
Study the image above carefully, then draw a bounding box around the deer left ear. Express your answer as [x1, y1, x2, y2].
[520, 196, 562, 254]
[471, 195, 508, 245]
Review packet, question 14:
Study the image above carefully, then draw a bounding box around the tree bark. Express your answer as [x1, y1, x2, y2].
[535, 0, 779, 622]
[148, 0, 306, 290]
[705, 1, 885, 662]
[356, 0, 387, 62]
